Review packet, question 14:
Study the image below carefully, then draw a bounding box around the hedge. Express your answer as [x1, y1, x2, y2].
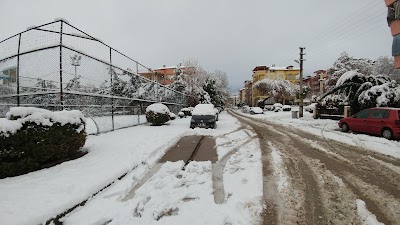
[0, 107, 86, 178]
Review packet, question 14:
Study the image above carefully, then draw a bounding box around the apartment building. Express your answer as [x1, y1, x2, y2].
[252, 65, 300, 106]
[303, 70, 328, 96]
[386, 0, 400, 68]
[139, 65, 184, 85]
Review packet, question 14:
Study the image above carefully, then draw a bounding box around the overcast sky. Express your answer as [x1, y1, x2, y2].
[0, 0, 391, 94]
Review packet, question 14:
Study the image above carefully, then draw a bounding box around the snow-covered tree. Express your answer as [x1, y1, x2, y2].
[65, 76, 81, 91]
[373, 56, 400, 83]
[321, 70, 400, 113]
[295, 84, 310, 100]
[326, 52, 374, 91]
[253, 79, 296, 103]
[179, 59, 229, 107]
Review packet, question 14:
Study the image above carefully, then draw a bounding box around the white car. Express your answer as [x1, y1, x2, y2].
[250, 107, 264, 114]
[282, 105, 292, 111]
[304, 103, 317, 113]
[272, 103, 283, 112]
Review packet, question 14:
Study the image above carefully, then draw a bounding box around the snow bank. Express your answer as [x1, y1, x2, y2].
[192, 104, 216, 116]
[146, 103, 170, 114]
[356, 199, 384, 225]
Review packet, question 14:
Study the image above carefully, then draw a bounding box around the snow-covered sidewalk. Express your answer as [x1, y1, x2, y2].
[239, 107, 400, 159]
[0, 111, 263, 225]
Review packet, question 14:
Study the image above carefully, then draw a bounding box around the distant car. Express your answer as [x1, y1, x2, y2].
[272, 103, 283, 112]
[180, 108, 192, 116]
[271, 103, 283, 111]
[264, 105, 274, 111]
[250, 107, 263, 115]
[190, 104, 217, 129]
[282, 105, 292, 111]
[242, 106, 250, 113]
[338, 107, 400, 140]
[304, 103, 318, 113]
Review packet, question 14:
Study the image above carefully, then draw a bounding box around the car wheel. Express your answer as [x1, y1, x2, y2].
[382, 128, 394, 140]
[341, 123, 350, 132]
[250, 111, 254, 115]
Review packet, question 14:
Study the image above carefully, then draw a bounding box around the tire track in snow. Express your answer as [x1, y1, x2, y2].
[229, 109, 400, 225]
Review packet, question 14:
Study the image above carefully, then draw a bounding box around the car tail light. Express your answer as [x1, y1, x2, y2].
[395, 120, 400, 127]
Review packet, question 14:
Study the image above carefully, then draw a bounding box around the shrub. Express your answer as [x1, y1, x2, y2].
[0, 107, 86, 178]
[178, 112, 185, 118]
[146, 103, 170, 126]
[169, 112, 176, 120]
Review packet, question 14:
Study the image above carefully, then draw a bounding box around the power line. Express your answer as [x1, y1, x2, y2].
[307, 21, 387, 59]
[276, 0, 384, 67]
[306, 9, 386, 51]
[303, 0, 382, 47]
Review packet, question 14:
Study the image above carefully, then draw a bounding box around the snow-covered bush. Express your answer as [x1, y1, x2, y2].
[180, 108, 192, 116]
[145, 103, 170, 126]
[0, 107, 86, 178]
[178, 111, 185, 118]
[169, 112, 176, 120]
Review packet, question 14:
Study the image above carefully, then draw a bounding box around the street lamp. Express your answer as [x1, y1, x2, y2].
[70, 54, 82, 79]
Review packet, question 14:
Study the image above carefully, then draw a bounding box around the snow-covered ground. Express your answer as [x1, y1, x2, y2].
[239, 107, 400, 159]
[86, 115, 147, 134]
[0, 111, 263, 225]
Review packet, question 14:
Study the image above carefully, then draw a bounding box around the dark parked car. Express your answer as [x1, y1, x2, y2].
[190, 104, 217, 129]
[338, 107, 400, 140]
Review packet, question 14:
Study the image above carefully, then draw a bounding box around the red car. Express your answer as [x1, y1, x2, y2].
[338, 107, 400, 140]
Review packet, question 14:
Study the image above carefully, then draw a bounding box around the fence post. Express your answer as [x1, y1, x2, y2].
[137, 104, 140, 125]
[59, 21, 64, 109]
[109, 47, 114, 131]
[16, 33, 21, 106]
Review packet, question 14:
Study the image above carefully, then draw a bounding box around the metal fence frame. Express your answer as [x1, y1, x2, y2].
[0, 19, 187, 134]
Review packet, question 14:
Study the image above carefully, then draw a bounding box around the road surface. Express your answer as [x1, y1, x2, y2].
[229, 109, 400, 225]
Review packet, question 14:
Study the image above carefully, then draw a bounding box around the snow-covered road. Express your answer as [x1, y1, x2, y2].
[230, 109, 400, 225]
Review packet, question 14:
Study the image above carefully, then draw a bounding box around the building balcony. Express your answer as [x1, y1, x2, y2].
[386, 0, 397, 7]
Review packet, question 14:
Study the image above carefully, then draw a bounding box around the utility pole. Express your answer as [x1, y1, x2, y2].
[299, 47, 305, 117]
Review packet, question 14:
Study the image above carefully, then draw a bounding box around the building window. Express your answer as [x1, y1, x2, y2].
[278, 75, 283, 79]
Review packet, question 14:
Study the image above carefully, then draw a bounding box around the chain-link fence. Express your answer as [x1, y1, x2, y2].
[0, 19, 186, 134]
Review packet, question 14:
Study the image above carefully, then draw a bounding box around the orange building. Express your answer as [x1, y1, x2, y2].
[303, 70, 328, 96]
[139, 65, 185, 85]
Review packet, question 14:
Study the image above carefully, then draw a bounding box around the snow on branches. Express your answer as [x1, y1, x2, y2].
[253, 79, 295, 102]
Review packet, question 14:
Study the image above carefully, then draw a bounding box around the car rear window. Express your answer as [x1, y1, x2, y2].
[371, 110, 389, 119]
